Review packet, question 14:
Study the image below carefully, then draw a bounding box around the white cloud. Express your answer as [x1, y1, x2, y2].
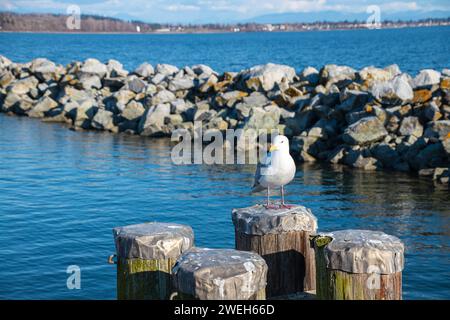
[381, 1, 420, 12]
[165, 4, 201, 12]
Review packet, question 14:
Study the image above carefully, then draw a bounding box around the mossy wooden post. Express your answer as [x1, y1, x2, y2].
[232, 204, 318, 298]
[112, 222, 194, 300]
[172, 248, 268, 300]
[313, 230, 404, 300]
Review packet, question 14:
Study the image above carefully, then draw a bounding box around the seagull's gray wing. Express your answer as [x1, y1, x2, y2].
[251, 153, 271, 193]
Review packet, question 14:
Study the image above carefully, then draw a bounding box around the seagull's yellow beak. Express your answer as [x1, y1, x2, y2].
[269, 144, 278, 152]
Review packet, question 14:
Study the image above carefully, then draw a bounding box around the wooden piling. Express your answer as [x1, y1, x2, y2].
[313, 230, 404, 300]
[112, 222, 194, 300]
[172, 248, 268, 300]
[232, 204, 318, 298]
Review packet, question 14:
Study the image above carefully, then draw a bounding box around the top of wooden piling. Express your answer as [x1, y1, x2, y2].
[172, 248, 268, 300]
[232, 204, 317, 235]
[113, 222, 194, 260]
[315, 229, 405, 274]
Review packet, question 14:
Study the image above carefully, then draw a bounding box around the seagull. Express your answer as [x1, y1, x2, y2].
[252, 135, 296, 209]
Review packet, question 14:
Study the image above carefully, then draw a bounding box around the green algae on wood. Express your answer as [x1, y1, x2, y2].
[313, 230, 404, 300]
[117, 257, 176, 300]
[113, 222, 194, 300]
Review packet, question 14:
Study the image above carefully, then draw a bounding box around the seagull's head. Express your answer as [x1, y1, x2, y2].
[269, 135, 290, 153]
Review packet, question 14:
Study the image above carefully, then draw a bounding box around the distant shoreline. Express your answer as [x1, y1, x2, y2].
[1, 24, 449, 35]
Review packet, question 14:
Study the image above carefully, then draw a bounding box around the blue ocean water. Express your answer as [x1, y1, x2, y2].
[1, 27, 450, 74]
[0, 28, 449, 300]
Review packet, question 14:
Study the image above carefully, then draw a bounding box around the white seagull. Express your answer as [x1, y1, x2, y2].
[252, 135, 296, 209]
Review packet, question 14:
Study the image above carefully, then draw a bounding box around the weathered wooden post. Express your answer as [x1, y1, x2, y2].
[313, 230, 404, 300]
[232, 204, 318, 298]
[112, 222, 194, 300]
[172, 248, 268, 300]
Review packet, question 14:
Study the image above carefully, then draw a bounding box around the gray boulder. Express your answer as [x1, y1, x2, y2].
[127, 77, 147, 93]
[92, 109, 116, 132]
[79, 74, 102, 90]
[27, 96, 58, 118]
[80, 58, 108, 78]
[320, 64, 356, 86]
[191, 64, 216, 78]
[150, 89, 176, 105]
[371, 74, 413, 104]
[138, 103, 171, 136]
[134, 63, 154, 78]
[106, 59, 128, 78]
[424, 120, 450, 140]
[299, 66, 319, 85]
[156, 64, 179, 76]
[343, 116, 388, 145]
[358, 65, 400, 86]
[8, 76, 39, 95]
[30, 58, 62, 82]
[241, 104, 280, 130]
[239, 63, 296, 91]
[398, 116, 423, 137]
[121, 100, 145, 121]
[413, 69, 441, 88]
[168, 77, 195, 92]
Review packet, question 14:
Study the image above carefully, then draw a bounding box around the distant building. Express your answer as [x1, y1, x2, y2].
[263, 24, 274, 32]
[155, 28, 171, 33]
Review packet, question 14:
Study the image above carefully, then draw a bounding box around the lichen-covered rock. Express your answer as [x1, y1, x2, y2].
[239, 63, 296, 91]
[398, 116, 423, 137]
[359, 65, 401, 87]
[371, 74, 413, 104]
[343, 117, 388, 145]
[413, 69, 441, 88]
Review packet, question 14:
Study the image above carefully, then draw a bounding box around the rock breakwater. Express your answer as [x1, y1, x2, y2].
[0, 56, 449, 182]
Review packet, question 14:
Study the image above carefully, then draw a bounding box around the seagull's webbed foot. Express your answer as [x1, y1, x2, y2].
[280, 204, 296, 209]
[264, 203, 279, 210]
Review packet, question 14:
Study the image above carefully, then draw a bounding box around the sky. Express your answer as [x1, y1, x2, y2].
[1, 0, 450, 24]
